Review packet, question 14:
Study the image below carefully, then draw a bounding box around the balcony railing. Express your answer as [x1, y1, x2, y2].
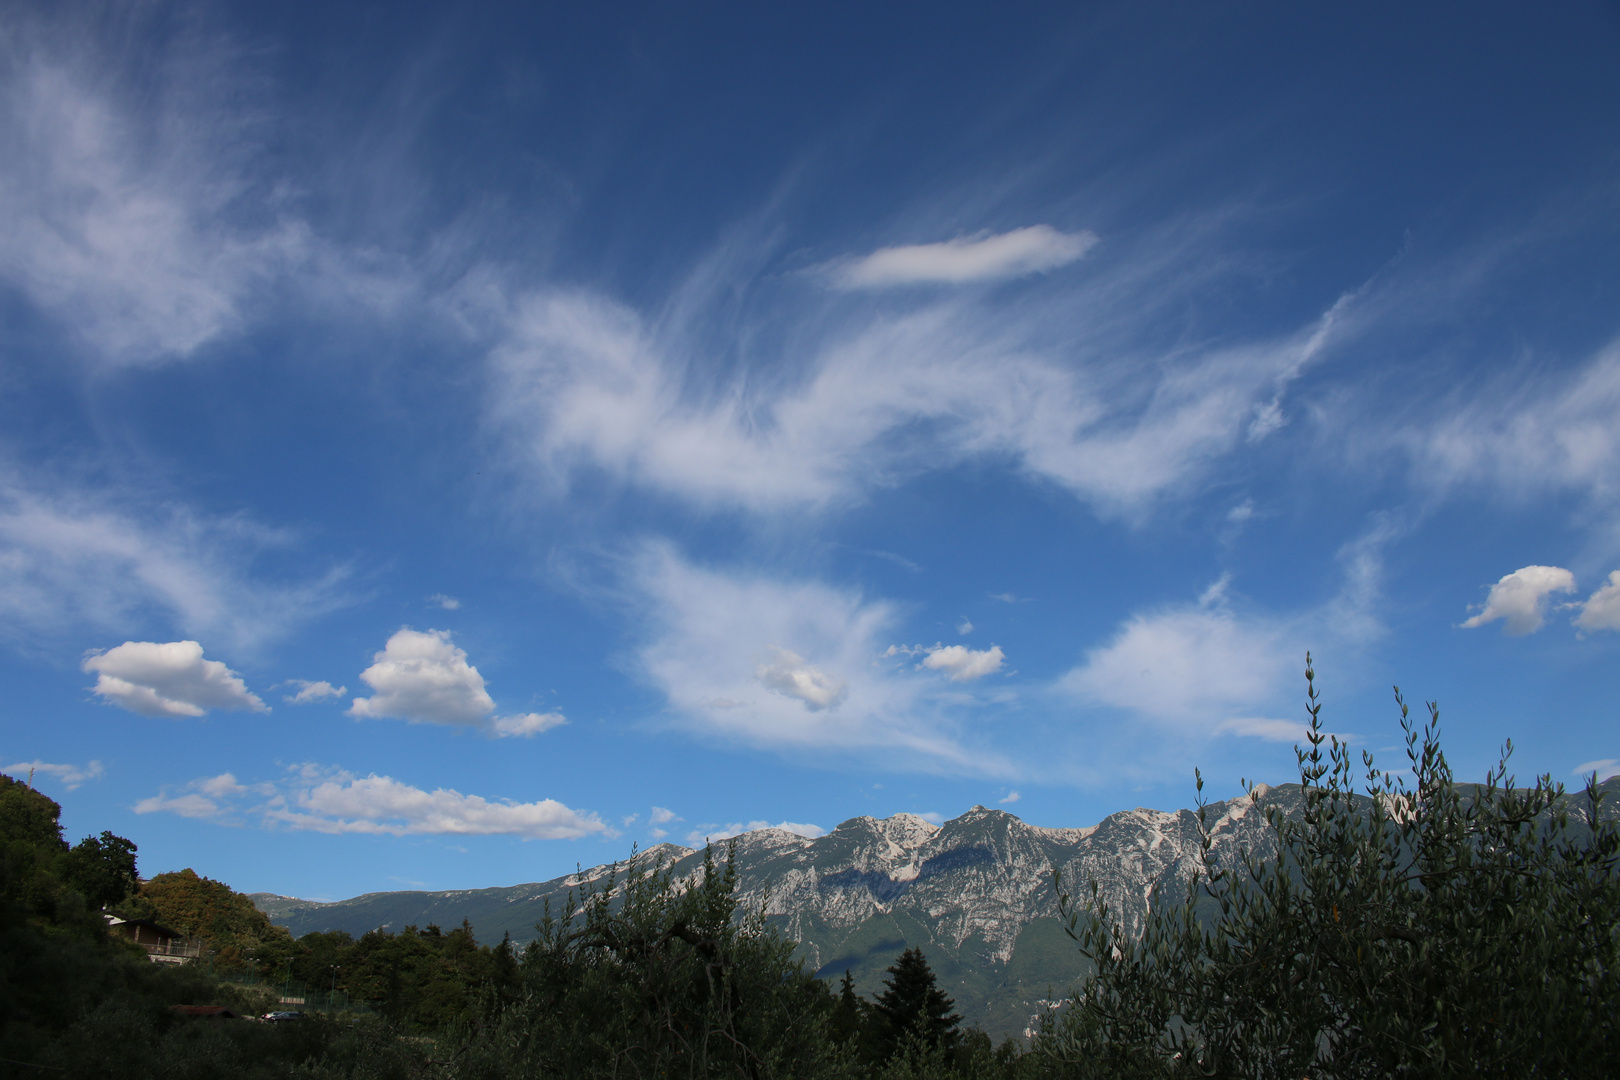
[142, 939, 203, 960]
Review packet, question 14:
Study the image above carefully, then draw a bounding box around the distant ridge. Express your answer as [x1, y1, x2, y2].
[253, 788, 1302, 1037]
[253, 778, 1620, 1037]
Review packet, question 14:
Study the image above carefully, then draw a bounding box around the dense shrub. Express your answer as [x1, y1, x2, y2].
[1048, 656, 1620, 1079]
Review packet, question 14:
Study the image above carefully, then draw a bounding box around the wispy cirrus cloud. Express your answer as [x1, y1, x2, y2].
[628, 542, 1014, 776]
[2, 758, 104, 790]
[1058, 524, 1394, 740]
[477, 252, 1339, 519]
[829, 225, 1097, 288]
[1402, 342, 1620, 507]
[0, 13, 308, 365]
[0, 473, 352, 654]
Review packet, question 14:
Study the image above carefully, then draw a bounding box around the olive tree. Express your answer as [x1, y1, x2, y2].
[1048, 656, 1620, 1079]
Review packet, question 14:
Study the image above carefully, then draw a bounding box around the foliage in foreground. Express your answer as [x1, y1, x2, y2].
[7, 653, 1619, 1078]
[1050, 656, 1620, 1078]
[449, 842, 854, 1079]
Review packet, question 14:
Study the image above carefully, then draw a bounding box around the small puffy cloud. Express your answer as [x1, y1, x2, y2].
[1460, 565, 1577, 636]
[349, 628, 496, 725]
[833, 226, 1097, 288]
[348, 629, 569, 738]
[686, 820, 826, 845]
[284, 680, 346, 704]
[1575, 759, 1620, 782]
[197, 772, 249, 798]
[488, 711, 566, 738]
[1574, 571, 1620, 633]
[916, 811, 945, 825]
[647, 805, 680, 840]
[83, 641, 267, 719]
[919, 644, 1005, 682]
[428, 594, 461, 610]
[988, 593, 1025, 604]
[754, 647, 848, 711]
[2, 759, 104, 790]
[999, 790, 1021, 804]
[956, 618, 973, 635]
[137, 765, 608, 840]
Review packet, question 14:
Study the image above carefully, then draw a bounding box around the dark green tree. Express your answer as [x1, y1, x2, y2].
[1049, 656, 1620, 1079]
[455, 841, 853, 1080]
[829, 969, 866, 1048]
[57, 829, 139, 910]
[872, 947, 962, 1060]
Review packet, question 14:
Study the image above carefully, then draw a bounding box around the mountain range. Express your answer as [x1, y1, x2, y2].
[254, 784, 1303, 1037]
[253, 777, 1620, 1038]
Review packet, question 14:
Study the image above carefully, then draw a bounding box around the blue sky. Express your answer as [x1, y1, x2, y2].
[3, 1, 1619, 902]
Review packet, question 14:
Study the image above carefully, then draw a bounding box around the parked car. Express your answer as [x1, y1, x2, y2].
[261, 1011, 307, 1023]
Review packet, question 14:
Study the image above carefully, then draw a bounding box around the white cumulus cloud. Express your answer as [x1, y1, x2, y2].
[284, 680, 346, 704]
[349, 628, 496, 725]
[754, 646, 848, 711]
[1460, 565, 1577, 636]
[833, 226, 1097, 288]
[918, 643, 1005, 682]
[1574, 571, 1620, 633]
[347, 628, 569, 738]
[83, 640, 266, 718]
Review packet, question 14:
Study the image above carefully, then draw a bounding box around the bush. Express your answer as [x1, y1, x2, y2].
[1048, 655, 1620, 1078]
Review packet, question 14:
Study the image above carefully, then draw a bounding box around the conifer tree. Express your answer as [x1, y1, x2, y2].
[872, 946, 962, 1059]
[829, 968, 865, 1047]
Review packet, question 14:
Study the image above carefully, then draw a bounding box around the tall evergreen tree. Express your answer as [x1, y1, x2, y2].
[829, 968, 865, 1048]
[872, 946, 962, 1059]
